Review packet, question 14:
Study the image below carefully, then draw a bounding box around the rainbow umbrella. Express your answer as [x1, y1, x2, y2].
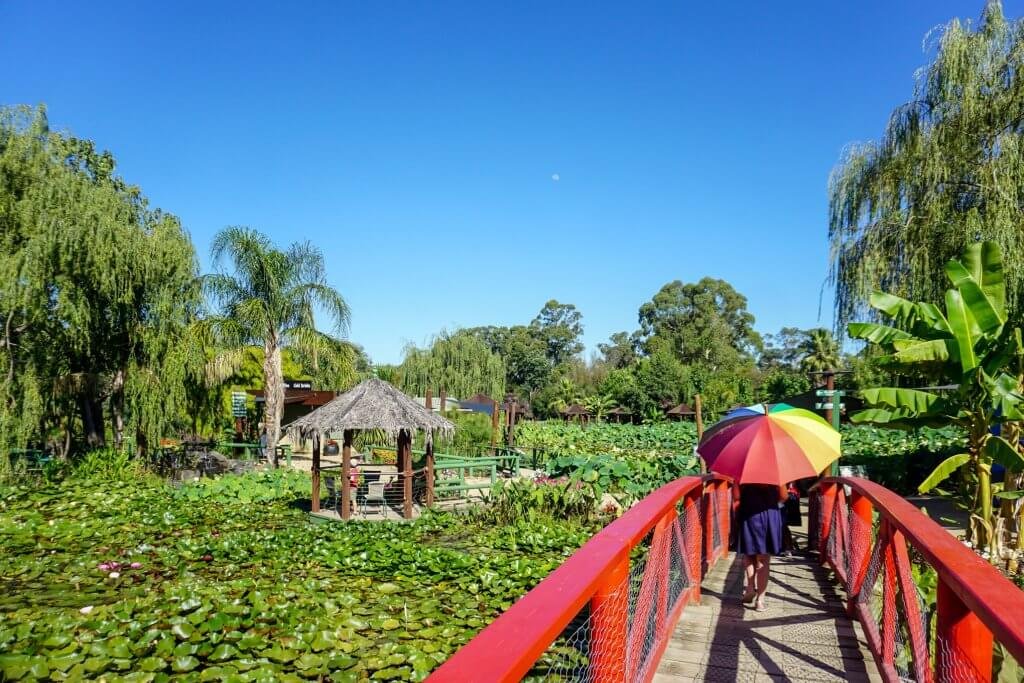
[697, 403, 840, 485]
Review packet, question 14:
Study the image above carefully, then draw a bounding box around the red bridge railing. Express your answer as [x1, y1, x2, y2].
[428, 474, 733, 682]
[812, 477, 1024, 682]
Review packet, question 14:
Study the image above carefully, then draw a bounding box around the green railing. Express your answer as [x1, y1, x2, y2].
[361, 446, 522, 499]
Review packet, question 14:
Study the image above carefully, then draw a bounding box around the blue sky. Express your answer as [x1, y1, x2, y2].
[3, 1, 1016, 364]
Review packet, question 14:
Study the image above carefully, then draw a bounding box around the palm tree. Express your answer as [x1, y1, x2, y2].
[204, 227, 352, 452]
[799, 328, 841, 374]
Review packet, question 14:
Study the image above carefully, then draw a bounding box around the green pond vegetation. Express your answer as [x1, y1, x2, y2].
[0, 469, 599, 682]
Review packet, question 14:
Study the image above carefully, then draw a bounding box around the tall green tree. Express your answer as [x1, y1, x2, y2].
[530, 300, 584, 366]
[638, 278, 762, 367]
[829, 2, 1024, 329]
[0, 105, 202, 455]
[204, 227, 353, 452]
[597, 331, 640, 369]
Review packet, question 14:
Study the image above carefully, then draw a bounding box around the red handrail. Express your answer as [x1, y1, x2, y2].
[816, 477, 1024, 681]
[428, 474, 733, 682]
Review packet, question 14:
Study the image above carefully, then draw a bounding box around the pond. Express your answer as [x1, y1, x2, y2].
[0, 471, 594, 681]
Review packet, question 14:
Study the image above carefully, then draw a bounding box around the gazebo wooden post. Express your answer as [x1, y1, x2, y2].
[341, 429, 353, 520]
[508, 401, 517, 447]
[311, 432, 321, 513]
[426, 436, 435, 507]
[425, 388, 433, 411]
[439, 388, 446, 417]
[695, 394, 704, 440]
[399, 429, 413, 519]
[490, 399, 499, 450]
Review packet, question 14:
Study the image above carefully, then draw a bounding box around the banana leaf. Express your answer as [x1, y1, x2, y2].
[948, 241, 1006, 319]
[847, 322, 913, 347]
[982, 435, 1024, 469]
[859, 387, 943, 415]
[918, 453, 971, 493]
[945, 289, 979, 372]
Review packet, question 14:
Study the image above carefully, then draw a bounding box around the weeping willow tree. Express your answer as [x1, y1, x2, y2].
[829, 2, 1024, 329]
[0, 104, 203, 456]
[398, 331, 506, 400]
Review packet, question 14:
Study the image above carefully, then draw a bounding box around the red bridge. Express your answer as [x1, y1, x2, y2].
[429, 475, 1024, 682]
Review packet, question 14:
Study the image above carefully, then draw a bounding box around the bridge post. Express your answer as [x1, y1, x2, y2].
[936, 577, 993, 681]
[684, 488, 703, 604]
[590, 553, 629, 682]
[847, 491, 873, 615]
[817, 482, 837, 561]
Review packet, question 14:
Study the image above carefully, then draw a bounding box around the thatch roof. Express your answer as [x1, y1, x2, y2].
[287, 378, 454, 443]
[562, 403, 591, 416]
[607, 406, 632, 415]
[665, 402, 696, 416]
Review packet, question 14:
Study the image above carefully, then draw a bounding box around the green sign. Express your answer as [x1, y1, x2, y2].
[231, 392, 248, 418]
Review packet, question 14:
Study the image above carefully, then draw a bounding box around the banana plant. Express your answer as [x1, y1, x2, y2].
[848, 242, 1024, 551]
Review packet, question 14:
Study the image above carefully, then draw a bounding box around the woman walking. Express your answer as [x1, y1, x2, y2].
[738, 483, 787, 611]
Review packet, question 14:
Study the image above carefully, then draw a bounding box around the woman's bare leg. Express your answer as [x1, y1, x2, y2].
[742, 555, 756, 601]
[754, 554, 771, 609]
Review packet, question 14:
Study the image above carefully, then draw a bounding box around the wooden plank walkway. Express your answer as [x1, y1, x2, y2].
[654, 551, 880, 682]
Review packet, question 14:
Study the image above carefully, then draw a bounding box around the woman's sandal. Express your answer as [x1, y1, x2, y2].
[754, 598, 767, 612]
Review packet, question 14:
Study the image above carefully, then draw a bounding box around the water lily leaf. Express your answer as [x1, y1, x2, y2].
[172, 655, 200, 672]
[138, 656, 166, 672]
[376, 583, 400, 595]
[209, 643, 237, 661]
[171, 623, 194, 640]
[381, 619, 401, 631]
[295, 653, 324, 671]
[262, 646, 297, 663]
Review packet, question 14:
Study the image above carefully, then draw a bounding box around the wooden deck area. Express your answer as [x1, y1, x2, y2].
[654, 551, 880, 682]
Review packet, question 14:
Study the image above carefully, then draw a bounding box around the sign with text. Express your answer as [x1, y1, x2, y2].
[231, 392, 248, 417]
[284, 379, 313, 391]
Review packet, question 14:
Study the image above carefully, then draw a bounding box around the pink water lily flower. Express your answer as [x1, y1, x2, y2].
[130, 562, 142, 569]
[98, 563, 111, 571]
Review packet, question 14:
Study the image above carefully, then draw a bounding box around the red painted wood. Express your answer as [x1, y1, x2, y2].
[936, 578, 994, 681]
[891, 527, 933, 683]
[847, 491, 873, 616]
[590, 555, 629, 683]
[881, 524, 896, 667]
[427, 475, 731, 682]
[825, 477, 1024, 666]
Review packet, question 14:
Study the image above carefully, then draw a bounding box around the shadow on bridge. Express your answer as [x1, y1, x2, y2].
[655, 530, 878, 682]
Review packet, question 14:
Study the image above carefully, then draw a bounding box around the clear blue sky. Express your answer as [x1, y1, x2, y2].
[3, 1, 1016, 364]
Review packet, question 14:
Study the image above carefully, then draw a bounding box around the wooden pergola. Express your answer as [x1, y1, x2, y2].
[287, 378, 454, 520]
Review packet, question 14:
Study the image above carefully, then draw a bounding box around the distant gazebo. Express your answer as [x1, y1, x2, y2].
[665, 402, 696, 421]
[607, 406, 633, 424]
[562, 403, 591, 424]
[288, 378, 454, 520]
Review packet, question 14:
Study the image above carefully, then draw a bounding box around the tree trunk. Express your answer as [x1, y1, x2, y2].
[263, 337, 284, 453]
[80, 394, 105, 449]
[110, 368, 125, 449]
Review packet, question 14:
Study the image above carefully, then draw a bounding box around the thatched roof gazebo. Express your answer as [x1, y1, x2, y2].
[288, 378, 454, 520]
[665, 402, 696, 421]
[607, 406, 633, 423]
[561, 403, 591, 425]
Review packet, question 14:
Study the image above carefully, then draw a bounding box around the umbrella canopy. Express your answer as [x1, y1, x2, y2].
[697, 403, 840, 485]
[287, 378, 454, 443]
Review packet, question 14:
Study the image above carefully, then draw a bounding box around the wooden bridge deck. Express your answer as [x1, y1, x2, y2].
[654, 551, 880, 682]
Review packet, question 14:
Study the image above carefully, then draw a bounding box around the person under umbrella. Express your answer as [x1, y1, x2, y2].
[698, 403, 841, 611]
